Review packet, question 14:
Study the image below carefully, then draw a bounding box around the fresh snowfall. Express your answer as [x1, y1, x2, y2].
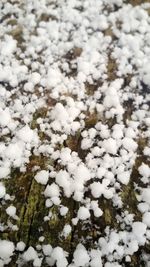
[0, 0, 150, 266]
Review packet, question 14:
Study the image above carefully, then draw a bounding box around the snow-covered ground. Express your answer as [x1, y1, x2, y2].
[0, 0, 150, 266]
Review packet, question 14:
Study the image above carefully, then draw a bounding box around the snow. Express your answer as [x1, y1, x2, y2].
[0, 240, 14, 261]
[0, 183, 6, 199]
[117, 171, 130, 185]
[74, 164, 91, 183]
[44, 183, 60, 198]
[97, 167, 106, 179]
[55, 170, 72, 197]
[62, 224, 72, 238]
[42, 244, 52, 256]
[17, 125, 39, 144]
[60, 206, 69, 216]
[90, 250, 102, 267]
[0, 108, 11, 127]
[16, 241, 25, 252]
[138, 203, 149, 213]
[6, 205, 16, 218]
[122, 138, 138, 152]
[143, 212, 150, 228]
[77, 206, 90, 220]
[138, 163, 150, 178]
[0, 0, 150, 265]
[112, 124, 124, 139]
[51, 247, 68, 267]
[51, 103, 69, 123]
[1, 35, 17, 56]
[101, 138, 117, 155]
[73, 244, 90, 267]
[0, 167, 10, 179]
[23, 246, 38, 262]
[91, 201, 103, 218]
[90, 182, 105, 198]
[24, 82, 34, 92]
[34, 170, 49, 185]
[141, 188, 150, 204]
[4, 143, 23, 164]
[33, 258, 42, 267]
[31, 72, 41, 85]
[51, 247, 65, 261]
[132, 222, 147, 245]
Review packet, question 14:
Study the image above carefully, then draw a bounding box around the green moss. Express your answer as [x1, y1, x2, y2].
[85, 112, 98, 128]
[107, 55, 117, 81]
[31, 108, 47, 130]
[65, 130, 81, 152]
[104, 208, 112, 225]
[18, 179, 43, 245]
[120, 182, 142, 221]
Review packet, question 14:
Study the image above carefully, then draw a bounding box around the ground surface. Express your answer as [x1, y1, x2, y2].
[0, 0, 150, 266]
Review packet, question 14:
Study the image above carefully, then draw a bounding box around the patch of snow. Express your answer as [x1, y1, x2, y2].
[138, 163, 150, 178]
[16, 241, 26, 252]
[42, 244, 52, 256]
[34, 170, 49, 185]
[62, 224, 72, 238]
[0, 240, 14, 262]
[44, 183, 60, 198]
[73, 244, 90, 267]
[143, 212, 150, 228]
[77, 206, 90, 220]
[6, 205, 16, 218]
[0, 183, 6, 198]
[23, 246, 38, 262]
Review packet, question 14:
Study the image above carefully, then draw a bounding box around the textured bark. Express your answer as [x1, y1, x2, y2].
[0, 126, 149, 266]
[0, 1, 150, 266]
